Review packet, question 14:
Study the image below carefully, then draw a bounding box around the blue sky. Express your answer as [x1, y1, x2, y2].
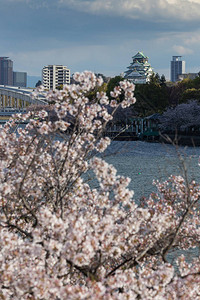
[1, 0, 200, 80]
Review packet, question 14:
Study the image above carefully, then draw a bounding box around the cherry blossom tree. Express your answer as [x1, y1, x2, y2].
[0, 72, 200, 299]
[159, 100, 200, 133]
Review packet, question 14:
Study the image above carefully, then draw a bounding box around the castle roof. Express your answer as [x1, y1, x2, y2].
[132, 51, 148, 60]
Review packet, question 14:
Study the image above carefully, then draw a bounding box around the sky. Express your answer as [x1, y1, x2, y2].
[1, 0, 200, 81]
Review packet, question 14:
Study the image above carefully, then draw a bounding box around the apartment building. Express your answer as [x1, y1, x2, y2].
[42, 65, 70, 90]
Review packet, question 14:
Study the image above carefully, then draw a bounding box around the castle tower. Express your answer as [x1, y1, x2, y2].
[124, 52, 153, 84]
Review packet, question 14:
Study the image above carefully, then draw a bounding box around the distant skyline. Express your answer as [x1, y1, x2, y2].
[1, 0, 200, 80]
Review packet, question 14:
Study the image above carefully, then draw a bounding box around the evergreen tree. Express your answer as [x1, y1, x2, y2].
[35, 80, 42, 87]
[160, 74, 166, 86]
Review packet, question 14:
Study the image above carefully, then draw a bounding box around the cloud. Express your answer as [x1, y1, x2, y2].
[172, 45, 194, 55]
[7, 44, 122, 76]
[0, 0, 199, 79]
[0, 0, 52, 10]
[1, 0, 200, 22]
[183, 31, 200, 45]
[2, 0, 200, 23]
[58, 0, 200, 21]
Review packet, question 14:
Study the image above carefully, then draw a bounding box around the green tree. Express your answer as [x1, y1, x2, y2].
[106, 76, 124, 100]
[181, 88, 200, 102]
[134, 78, 169, 116]
[149, 73, 160, 85]
[169, 76, 200, 105]
[86, 82, 107, 102]
[56, 84, 63, 90]
[35, 80, 42, 87]
[160, 74, 166, 86]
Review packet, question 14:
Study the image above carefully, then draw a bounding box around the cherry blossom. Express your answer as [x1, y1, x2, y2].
[0, 72, 200, 299]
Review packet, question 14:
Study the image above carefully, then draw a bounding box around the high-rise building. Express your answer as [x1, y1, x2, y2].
[170, 56, 185, 82]
[42, 65, 70, 90]
[124, 52, 154, 84]
[13, 71, 27, 87]
[0, 57, 13, 85]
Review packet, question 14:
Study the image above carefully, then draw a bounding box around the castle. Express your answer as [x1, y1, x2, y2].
[124, 51, 153, 84]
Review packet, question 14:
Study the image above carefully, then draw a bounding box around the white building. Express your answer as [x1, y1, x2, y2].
[42, 65, 70, 90]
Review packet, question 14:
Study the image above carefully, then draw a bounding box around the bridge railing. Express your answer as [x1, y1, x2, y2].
[0, 86, 47, 111]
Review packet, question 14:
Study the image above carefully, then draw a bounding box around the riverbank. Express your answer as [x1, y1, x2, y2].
[159, 134, 200, 147]
[108, 131, 200, 147]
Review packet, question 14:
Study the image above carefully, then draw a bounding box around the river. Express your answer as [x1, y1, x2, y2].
[104, 140, 200, 262]
[7, 122, 200, 199]
[5, 125, 200, 262]
[104, 140, 200, 201]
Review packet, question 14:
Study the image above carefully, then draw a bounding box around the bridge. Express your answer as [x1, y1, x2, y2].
[0, 86, 47, 115]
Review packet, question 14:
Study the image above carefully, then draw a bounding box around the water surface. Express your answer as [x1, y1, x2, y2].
[104, 141, 200, 200]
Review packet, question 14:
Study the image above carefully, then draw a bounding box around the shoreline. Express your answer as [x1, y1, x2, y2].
[109, 133, 200, 147]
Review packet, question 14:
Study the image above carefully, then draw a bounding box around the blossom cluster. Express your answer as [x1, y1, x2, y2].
[159, 100, 200, 132]
[0, 72, 200, 299]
